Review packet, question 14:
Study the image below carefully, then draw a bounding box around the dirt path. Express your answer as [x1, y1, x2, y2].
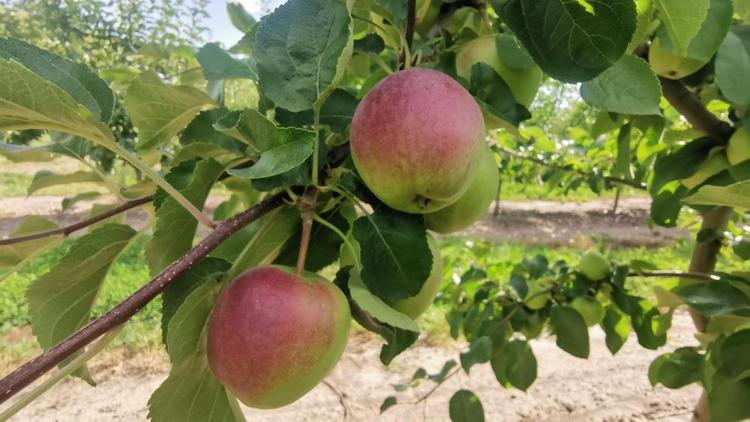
[7, 312, 700, 422]
[0, 196, 687, 246]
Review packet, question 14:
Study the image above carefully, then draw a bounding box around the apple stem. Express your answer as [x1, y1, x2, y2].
[313, 214, 361, 270]
[295, 188, 319, 276]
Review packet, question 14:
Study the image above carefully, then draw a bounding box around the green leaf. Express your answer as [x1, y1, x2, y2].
[353, 208, 432, 301]
[683, 180, 750, 209]
[601, 307, 630, 355]
[348, 270, 420, 332]
[124, 72, 215, 151]
[614, 124, 633, 179]
[275, 89, 359, 132]
[550, 305, 590, 358]
[468, 63, 531, 126]
[27, 224, 135, 374]
[161, 258, 230, 344]
[490, 339, 537, 391]
[227, 1, 256, 33]
[580, 55, 662, 115]
[215, 108, 315, 154]
[26, 170, 104, 196]
[227, 206, 300, 279]
[172, 142, 244, 166]
[495, 34, 536, 70]
[146, 159, 224, 275]
[376, 0, 407, 26]
[661, 0, 731, 61]
[0, 216, 61, 269]
[430, 360, 458, 382]
[380, 327, 419, 365]
[0, 37, 114, 122]
[503, 0, 636, 82]
[714, 329, 750, 381]
[716, 32, 750, 107]
[148, 353, 244, 422]
[0, 58, 115, 147]
[649, 347, 703, 388]
[651, 137, 715, 194]
[0, 135, 90, 163]
[654, 0, 710, 55]
[180, 109, 246, 152]
[196, 43, 256, 81]
[255, 0, 353, 111]
[449, 390, 485, 422]
[675, 282, 750, 317]
[460, 336, 493, 373]
[61, 192, 103, 211]
[708, 372, 750, 422]
[165, 274, 224, 364]
[228, 136, 314, 179]
[380, 396, 397, 413]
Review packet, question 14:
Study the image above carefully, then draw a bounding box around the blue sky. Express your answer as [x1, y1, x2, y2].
[204, 0, 284, 46]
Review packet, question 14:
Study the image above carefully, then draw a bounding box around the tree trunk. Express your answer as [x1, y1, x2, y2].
[687, 206, 733, 422]
[493, 179, 501, 217]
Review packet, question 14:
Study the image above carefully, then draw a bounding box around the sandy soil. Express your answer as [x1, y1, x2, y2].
[0, 195, 687, 247]
[7, 313, 700, 422]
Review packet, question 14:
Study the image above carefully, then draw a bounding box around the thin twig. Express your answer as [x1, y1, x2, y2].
[0, 192, 287, 405]
[323, 380, 349, 422]
[0, 196, 153, 246]
[405, 0, 416, 50]
[495, 146, 647, 190]
[295, 188, 318, 275]
[628, 270, 718, 282]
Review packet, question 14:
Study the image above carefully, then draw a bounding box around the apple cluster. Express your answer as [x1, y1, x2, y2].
[350, 67, 499, 233]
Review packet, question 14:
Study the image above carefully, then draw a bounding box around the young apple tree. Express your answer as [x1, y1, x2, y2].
[0, 0, 749, 421]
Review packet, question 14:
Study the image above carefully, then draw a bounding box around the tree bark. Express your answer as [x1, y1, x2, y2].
[686, 206, 733, 422]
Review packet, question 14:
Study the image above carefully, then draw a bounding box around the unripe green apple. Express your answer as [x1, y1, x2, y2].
[350, 68, 485, 213]
[727, 128, 750, 165]
[456, 35, 543, 109]
[524, 278, 552, 310]
[649, 38, 708, 80]
[424, 144, 499, 233]
[207, 266, 350, 409]
[389, 235, 443, 319]
[682, 147, 730, 189]
[578, 250, 611, 281]
[569, 297, 605, 327]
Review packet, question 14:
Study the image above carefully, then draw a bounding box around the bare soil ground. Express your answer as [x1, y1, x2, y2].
[8, 313, 700, 422]
[0, 195, 687, 246]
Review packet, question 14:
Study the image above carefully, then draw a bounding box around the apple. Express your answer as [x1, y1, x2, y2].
[682, 147, 730, 189]
[524, 278, 553, 310]
[649, 38, 708, 80]
[456, 35, 543, 109]
[424, 144, 499, 233]
[350, 68, 485, 213]
[569, 297, 605, 327]
[578, 250, 611, 281]
[207, 266, 351, 409]
[727, 128, 750, 166]
[388, 234, 443, 319]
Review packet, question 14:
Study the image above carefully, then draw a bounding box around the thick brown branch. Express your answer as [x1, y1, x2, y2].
[659, 77, 734, 142]
[0, 192, 287, 405]
[0, 196, 153, 246]
[496, 146, 648, 190]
